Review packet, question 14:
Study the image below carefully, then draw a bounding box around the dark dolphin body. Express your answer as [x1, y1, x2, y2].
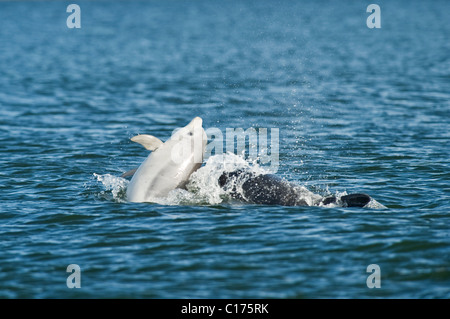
[218, 170, 372, 207]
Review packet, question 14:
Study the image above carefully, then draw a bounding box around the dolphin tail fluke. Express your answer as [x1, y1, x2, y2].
[131, 134, 163, 151]
[341, 193, 371, 207]
[322, 193, 371, 207]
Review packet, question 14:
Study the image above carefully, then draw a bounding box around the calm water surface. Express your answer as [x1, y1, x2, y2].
[0, 0, 449, 298]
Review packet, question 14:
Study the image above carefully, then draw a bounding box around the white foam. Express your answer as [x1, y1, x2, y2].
[93, 173, 128, 203]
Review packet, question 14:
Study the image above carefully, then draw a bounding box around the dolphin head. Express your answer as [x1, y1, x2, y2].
[170, 117, 207, 165]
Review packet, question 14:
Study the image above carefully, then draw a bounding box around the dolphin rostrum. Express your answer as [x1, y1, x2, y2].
[126, 117, 207, 203]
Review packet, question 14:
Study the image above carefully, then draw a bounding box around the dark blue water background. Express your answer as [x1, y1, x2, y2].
[0, 0, 449, 298]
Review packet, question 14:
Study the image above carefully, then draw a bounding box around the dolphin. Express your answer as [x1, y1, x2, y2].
[126, 117, 207, 203]
[123, 117, 374, 207]
[218, 170, 372, 207]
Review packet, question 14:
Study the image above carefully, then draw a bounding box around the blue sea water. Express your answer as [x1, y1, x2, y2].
[0, 0, 449, 298]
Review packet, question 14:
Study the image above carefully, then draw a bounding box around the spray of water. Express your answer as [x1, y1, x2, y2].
[92, 153, 386, 209]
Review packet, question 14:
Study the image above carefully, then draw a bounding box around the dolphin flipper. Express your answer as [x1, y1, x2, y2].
[131, 134, 163, 151]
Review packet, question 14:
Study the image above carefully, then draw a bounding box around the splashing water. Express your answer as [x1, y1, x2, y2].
[93, 173, 128, 203]
[184, 153, 270, 205]
[93, 153, 386, 208]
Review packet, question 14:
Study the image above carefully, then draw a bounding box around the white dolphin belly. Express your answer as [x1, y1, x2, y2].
[126, 117, 206, 203]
